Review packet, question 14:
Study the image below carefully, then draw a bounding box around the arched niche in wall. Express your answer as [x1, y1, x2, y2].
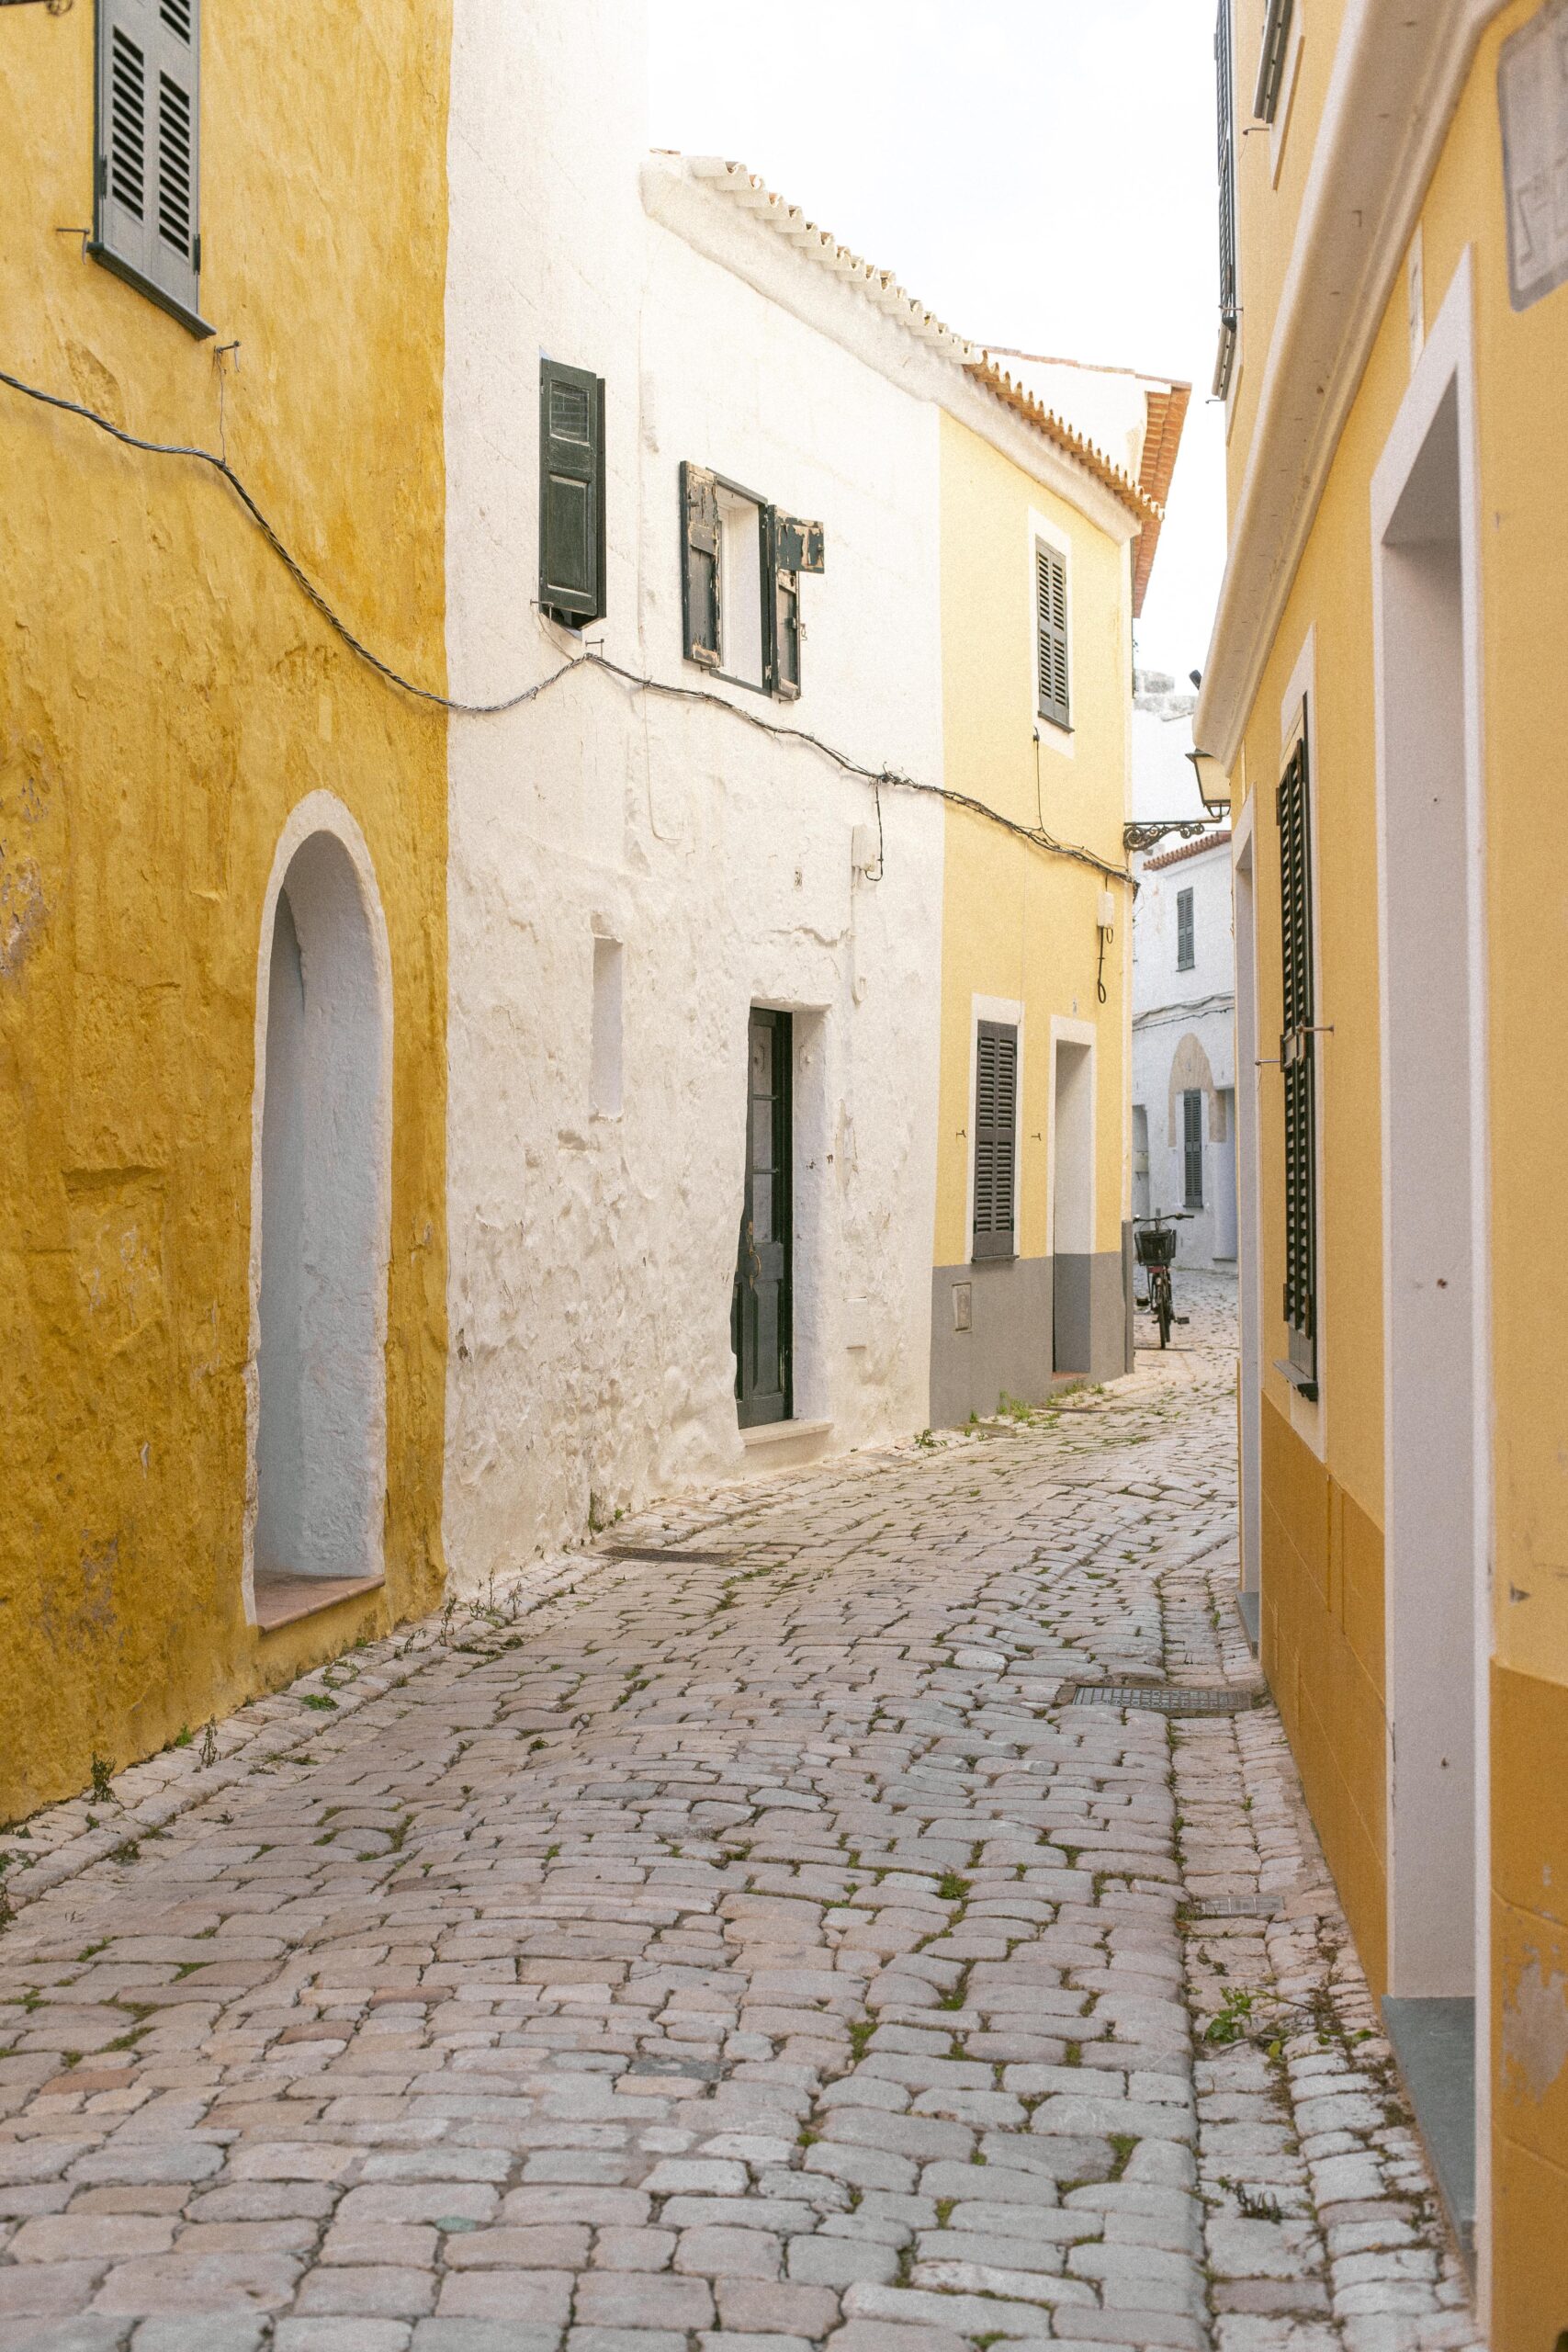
[244, 795, 393, 1628]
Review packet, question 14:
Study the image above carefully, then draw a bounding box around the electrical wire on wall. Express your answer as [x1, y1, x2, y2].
[1, 362, 1135, 891]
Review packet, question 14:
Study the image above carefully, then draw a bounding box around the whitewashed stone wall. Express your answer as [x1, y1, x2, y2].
[442, 0, 945, 1587]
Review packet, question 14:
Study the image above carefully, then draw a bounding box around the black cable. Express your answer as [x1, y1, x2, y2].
[1, 361, 1134, 888]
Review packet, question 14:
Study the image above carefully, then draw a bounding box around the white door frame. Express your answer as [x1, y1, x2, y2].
[1370, 243, 1492, 2316]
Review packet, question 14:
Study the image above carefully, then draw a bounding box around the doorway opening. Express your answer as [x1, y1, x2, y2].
[1051, 1032, 1094, 1373]
[1374, 336, 1486, 2261]
[1131, 1102, 1151, 1221]
[253, 820, 391, 1628]
[734, 1006, 793, 1428]
[1213, 1088, 1238, 1260]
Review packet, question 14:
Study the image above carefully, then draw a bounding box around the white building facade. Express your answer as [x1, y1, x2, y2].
[440, 1, 952, 1587]
[1130, 674, 1237, 1272]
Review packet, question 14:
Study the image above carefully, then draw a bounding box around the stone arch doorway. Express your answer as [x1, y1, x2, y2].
[246, 797, 393, 1628]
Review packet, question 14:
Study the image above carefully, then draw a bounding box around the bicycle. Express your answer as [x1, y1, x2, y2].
[1134, 1211, 1192, 1350]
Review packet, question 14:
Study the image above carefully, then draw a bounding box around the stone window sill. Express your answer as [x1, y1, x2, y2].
[254, 1571, 385, 1634]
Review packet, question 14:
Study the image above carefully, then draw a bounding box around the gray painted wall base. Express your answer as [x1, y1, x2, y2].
[930, 1249, 1129, 1429]
[1382, 1996, 1475, 2264]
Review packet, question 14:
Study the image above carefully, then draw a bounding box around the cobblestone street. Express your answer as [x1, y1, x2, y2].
[0, 1283, 1478, 2352]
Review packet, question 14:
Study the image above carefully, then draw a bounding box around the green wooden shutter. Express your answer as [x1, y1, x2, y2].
[1213, 0, 1238, 397]
[681, 462, 721, 668]
[538, 359, 605, 627]
[973, 1021, 1019, 1261]
[1177, 888, 1195, 970]
[764, 510, 822, 701]
[1035, 543, 1070, 729]
[1278, 727, 1317, 1393]
[1183, 1090, 1204, 1208]
[94, 0, 204, 330]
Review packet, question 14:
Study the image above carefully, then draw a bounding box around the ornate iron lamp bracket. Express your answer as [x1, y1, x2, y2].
[1123, 818, 1215, 854]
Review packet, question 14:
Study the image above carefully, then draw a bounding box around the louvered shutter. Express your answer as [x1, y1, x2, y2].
[1213, 0, 1238, 397]
[1253, 0, 1295, 121]
[680, 462, 721, 668]
[1035, 543, 1070, 730]
[972, 1022, 1019, 1262]
[764, 511, 822, 701]
[1277, 729, 1317, 1392]
[95, 0, 204, 329]
[1177, 888, 1195, 970]
[538, 360, 606, 627]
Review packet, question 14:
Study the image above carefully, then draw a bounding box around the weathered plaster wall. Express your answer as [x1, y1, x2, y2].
[0, 0, 451, 1818]
[442, 5, 945, 1587]
[1131, 839, 1236, 1268]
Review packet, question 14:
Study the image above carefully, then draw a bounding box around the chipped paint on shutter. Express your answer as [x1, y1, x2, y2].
[681, 463, 722, 668]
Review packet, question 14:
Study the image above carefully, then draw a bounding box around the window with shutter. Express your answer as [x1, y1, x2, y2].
[1213, 0, 1238, 398]
[1034, 541, 1070, 730]
[1252, 0, 1295, 122]
[538, 359, 606, 628]
[1176, 888, 1195, 971]
[682, 469, 825, 697]
[680, 462, 721, 669]
[1183, 1090, 1205, 1208]
[93, 0, 208, 334]
[972, 1022, 1019, 1262]
[1277, 725, 1318, 1394]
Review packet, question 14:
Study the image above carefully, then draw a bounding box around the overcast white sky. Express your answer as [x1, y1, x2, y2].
[647, 0, 1224, 686]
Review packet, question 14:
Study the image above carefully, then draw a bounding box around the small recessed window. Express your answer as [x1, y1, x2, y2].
[591, 937, 623, 1117]
[680, 464, 823, 701]
[1176, 888, 1195, 971]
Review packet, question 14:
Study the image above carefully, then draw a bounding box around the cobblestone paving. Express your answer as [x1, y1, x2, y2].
[0, 1278, 1479, 2352]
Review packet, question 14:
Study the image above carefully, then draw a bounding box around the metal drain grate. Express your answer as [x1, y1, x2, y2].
[1063, 1682, 1264, 1715]
[601, 1547, 739, 1566]
[1183, 1893, 1283, 1919]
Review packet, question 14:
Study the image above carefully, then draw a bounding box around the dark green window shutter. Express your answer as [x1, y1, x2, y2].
[538, 359, 605, 628]
[972, 1021, 1018, 1262]
[1278, 725, 1317, 1393]
[1213, 0, 1239, 397]
[680, 461, 721, 669]
[1035, 542, 1069, 729]
[1183, 1090, 1204, 1208]
[94, 0, 205, 331]
[763, 509, 822, 701]
[1177, 888, 1195, 970]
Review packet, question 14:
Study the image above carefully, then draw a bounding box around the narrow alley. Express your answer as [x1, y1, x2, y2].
[0, 1295, 1475, 2351]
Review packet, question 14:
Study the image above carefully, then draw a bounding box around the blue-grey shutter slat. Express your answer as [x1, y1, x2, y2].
[96, 0, 203, 328]
[973, 1022, 1018, 1261]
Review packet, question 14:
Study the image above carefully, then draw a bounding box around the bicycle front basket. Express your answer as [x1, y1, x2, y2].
[1134, 1225, 1178, 1268]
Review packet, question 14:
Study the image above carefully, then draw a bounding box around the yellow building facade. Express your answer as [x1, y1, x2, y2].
[0, 0, 451, 1821]
[1203, 0, 1568, 2325]
[930, 371, 1180, 1424]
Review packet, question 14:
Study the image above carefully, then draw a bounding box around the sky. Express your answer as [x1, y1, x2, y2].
[647, 0, 1225, 687]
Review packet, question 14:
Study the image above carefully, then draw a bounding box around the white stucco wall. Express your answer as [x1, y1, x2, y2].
[1131, 835, 1236, 1270]
[442, 0, 946, 1587]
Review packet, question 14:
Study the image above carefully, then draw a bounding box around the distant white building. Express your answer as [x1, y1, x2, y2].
[1129, 673, 1236, 1272]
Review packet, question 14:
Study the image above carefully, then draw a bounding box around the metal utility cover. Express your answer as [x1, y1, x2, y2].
[1063, 1683, 1262, 1715]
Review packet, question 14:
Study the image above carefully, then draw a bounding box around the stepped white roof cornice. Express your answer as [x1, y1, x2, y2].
[1196, 0, 1508, 770]
[642, 153, 1164, 555]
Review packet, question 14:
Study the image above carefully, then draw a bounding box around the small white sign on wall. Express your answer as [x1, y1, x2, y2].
[1499, 0, 1568, 311]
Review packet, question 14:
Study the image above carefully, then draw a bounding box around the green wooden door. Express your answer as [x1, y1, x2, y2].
[733, 1008, 792, 1428]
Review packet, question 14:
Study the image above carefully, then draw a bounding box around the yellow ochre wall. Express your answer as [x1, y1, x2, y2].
[1231, 4, 1568, 2328]
[0, 0, 451, 1819]
[933, 410, 1132, 1275]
